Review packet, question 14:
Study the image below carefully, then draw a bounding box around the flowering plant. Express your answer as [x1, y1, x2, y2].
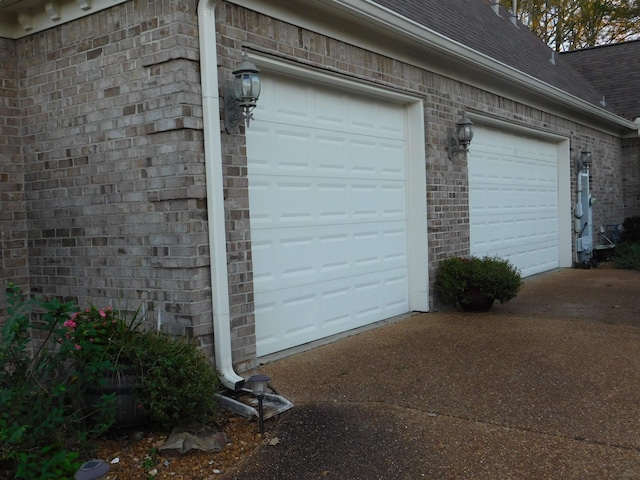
[2, 285, 221, 478]
[57, 305, 140, 375]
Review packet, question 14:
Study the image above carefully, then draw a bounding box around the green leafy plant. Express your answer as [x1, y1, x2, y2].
[612, 242, 640, 270]
[1, 284, 221, 478]
[435, 255, 523, 308]
[57, 302, 220, 429]
[133, 331, 220, 430]
[621, 215, 640, 243]
[0, 284, 113, 479]
[142, 455, 156, 470]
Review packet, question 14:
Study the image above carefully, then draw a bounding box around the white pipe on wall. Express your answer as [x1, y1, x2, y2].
[197, 0, 245, 391]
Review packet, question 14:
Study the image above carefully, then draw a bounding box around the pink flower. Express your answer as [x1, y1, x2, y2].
[90, 338, 94, 342]
[74, 344, 82, 351]
[99, 310, 106, 318]
[63, 319, 77, 328]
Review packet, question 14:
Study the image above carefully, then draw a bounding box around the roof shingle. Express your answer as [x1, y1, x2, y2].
[562, 40, 640, 120]
[372, 0, 606, 109]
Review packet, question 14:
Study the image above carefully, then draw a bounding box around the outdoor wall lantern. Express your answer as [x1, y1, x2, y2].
[74, 459, 110, 480]
[224, 54, 261, 133]
[580, 149, 592, 169]
[448, 113, 474, 160]
[247, 374, 271, 434]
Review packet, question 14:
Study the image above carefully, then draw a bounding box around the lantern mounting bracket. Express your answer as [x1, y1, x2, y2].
[224, 89, 255, 133]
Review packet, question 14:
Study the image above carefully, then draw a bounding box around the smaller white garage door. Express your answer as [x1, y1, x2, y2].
[247, 72, 410, 357]
[469, 126, 560, 277]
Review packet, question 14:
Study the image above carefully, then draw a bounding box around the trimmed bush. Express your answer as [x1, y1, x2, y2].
[435, 256, 523, 308]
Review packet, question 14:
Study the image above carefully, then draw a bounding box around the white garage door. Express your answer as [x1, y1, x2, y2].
[469, 125, 559, 277]
[247, 72, 410, 357]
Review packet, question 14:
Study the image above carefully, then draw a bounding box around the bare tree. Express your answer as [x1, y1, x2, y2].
[500, 0, 640, 51]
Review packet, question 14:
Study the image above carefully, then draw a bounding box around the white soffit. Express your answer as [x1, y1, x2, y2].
[229, 0, 638, 137]
[0, 0, 130, 39]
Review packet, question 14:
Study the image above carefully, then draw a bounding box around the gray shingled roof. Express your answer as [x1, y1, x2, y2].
[562, 40, 640, 121]
[372, 0, 606, 110]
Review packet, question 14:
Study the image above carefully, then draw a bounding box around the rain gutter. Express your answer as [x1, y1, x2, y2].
[198, 0, 245, 391]
[229, 0, 637, 136]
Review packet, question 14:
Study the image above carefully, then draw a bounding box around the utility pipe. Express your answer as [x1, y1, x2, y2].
[198, 0, 245, 391]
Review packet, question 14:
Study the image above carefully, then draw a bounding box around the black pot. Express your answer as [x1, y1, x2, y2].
[460, 287, 494, 312]
[85, 372, 142, 428]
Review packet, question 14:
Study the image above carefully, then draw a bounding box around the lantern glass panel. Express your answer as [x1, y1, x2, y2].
[457, 124, 473, 144]
[252, 380, 268, 396]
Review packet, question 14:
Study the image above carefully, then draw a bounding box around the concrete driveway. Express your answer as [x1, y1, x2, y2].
[223, 268, 640, 479]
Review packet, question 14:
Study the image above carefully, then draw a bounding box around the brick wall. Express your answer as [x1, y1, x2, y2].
[622, 137, 640, 220]
[0, 37, 27, 317]
[15, 0, 219, 354]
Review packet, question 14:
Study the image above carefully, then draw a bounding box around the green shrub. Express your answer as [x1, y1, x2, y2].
[1, 284, 113, 479]
[54, 301, 220, 430]
[435, 256, 523, 307]
[1, 284, 221, 478]
[622, 216, 640, 243]
[612, 242, 640, 270]
[133, 332, 220, 430]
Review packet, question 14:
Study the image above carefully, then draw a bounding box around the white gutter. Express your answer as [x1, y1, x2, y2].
[230, 0, 637, 136]
[198, 0, 245, 391]
[327, 0, 637, 133]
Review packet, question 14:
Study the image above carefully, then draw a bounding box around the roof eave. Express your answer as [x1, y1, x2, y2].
[0, 0, 129, 39]
[230, 0, 638, 136]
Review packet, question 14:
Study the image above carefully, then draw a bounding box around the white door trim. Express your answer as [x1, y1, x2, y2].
[247, 53, 429, 312]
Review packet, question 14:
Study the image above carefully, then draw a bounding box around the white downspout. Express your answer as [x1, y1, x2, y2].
[198, 0, 245, 391]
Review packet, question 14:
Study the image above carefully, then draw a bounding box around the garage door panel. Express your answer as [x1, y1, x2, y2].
[470, 125, 559, 276]
[249, 176, 406, 228]
[257, 75, 404, 140]
[470, 189, 558, 215]
[248, 127, 404, 181]
[254, 269, 409, 354]
[252, 221, 408, 293]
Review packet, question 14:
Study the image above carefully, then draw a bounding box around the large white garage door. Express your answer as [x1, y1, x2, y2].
[247, 72, 409, 357]
[469, 125, 559, 277]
